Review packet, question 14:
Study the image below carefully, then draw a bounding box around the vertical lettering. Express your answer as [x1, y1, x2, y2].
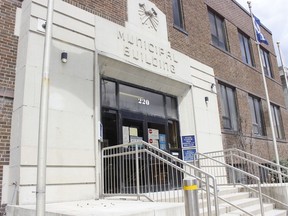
[136, 38, 143, 48]
[117, 31, 125, 41]
[133, 50, 139, 60]
[128, 34, 134, 45]
[170, 65, 176, 74]
[145, 54, 152, 65]
[152, 57, 158, 67]
[148, 43, 154, 53]
[166, 51, 172, 61]
[124, 46, 130, 57]
[159, 48, 165, 56]
[172, 54, 178, 63]
[163, 62, 168, 71]
[158, 59, 162, 69]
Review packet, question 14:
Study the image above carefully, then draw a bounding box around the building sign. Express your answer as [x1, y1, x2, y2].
[181, 135, 197, 162]
[181, 135, 196, 148]
[117, 31, 178, 74]
[182, 148, 197, 162]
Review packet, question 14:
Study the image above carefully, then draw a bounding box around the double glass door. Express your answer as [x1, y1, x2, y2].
[101, 79, 181, 155]
[102, 110, 169, 151]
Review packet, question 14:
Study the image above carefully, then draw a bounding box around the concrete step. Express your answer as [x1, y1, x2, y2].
[221, 203, 274, 216]
[256, 209, 287, 216]
[200, 197, 259, 215]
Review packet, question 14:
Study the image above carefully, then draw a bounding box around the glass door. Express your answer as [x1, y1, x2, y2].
[122, 118, 144, 144]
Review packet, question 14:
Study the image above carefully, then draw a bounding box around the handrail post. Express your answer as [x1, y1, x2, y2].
[212, 178, 219, 216]
[230, 150, 236, 187]
[135, 144, 140, 200]
[205, 175, 212, 215]
[183, 177, 199, 216]
[101, 148, 105, 198]
[257, 180, 264, 216]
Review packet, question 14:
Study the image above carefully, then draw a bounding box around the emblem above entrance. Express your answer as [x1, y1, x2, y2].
[138, 3, 159, 31]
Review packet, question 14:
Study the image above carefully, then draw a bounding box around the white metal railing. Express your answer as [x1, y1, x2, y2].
[194, 152, 265, 215]
[199, 148, 288, 210]
[102, 141, 219, 215]
[101, 141, 262, 216]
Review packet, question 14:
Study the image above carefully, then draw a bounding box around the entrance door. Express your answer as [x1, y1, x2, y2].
[122, 116, 144, 144]
[121, 112, 167, 147]
[101, 79, 181, 152]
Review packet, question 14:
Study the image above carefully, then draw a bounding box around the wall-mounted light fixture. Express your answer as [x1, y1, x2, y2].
[205, 96, 209, 104]
[61, 51, 68, 63]
[211, 83, 215, 92]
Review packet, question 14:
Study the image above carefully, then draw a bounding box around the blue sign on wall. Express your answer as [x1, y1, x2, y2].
[159, 134, 167, 151]
[182, 148, 197, 162]
[181, 135, 196, 148]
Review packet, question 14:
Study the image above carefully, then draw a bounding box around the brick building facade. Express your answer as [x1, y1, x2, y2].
[0, 0, 21, 214]
[0, 0, 287, 213]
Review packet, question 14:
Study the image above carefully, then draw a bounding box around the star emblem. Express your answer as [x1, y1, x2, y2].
[138, 3, 159, 31]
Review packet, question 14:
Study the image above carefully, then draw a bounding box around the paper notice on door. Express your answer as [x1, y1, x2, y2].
[148, 128, 159, 140]
[130, 136, 143, 143]
[149, 138, 159, 148]
[129, 127, 138, 137]
[122, 126, 129, 144]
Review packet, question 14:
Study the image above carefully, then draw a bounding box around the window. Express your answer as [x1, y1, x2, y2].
[260, 48, 273, 78]
[249, 96, 265, 136]
[101, 80, 117, 108]
[208, 10, 228, 51]
[239, 31, 254, 66]
[173, 0, 184, 29]
[271, 104, 285, 139]
[219, 84, 238, 131]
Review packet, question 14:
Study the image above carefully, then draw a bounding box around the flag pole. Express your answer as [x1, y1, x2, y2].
[247, 1, 282, 183]
[277, 42, 288, 104]
[36, 0, 54, 215]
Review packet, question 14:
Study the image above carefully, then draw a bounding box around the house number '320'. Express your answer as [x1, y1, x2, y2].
[138, 98, 150, 105]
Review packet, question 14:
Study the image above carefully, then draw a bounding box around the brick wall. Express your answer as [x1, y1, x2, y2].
[0, 0, 21, 214]
[62, 0, 127, 26]
[62, 0, 288, 160]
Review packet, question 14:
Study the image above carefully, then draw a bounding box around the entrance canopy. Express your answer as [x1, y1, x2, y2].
[99, 55, 190, 97]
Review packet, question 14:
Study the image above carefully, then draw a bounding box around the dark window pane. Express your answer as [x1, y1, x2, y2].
[119, 84, 165, 117]
[239, 32, 253, 66]
[101, 80, 117, 108]
[208, 10, 228, 51]
[173, 0, 184, 29]
[209, 12, 217, 37]
[168, 120, 179, 149]
[271, 104, 285, 139]
[249, 96, 265, 136]
[166, 96, 178, 119]
[260, 48, 273, 78]
[219, 84, 238, 131]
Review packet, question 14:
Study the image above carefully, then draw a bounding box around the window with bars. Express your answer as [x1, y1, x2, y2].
[249, 96, 265, 136]
[219, 84, 238, 131]
[239, 31, 254, 66]
[208, 10, 228, 51]
[271, 104, 285, 139]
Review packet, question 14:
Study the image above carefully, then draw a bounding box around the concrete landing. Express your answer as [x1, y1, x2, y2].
[7, 199, 185, 216]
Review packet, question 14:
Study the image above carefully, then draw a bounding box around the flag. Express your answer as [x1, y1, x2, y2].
[253, 15, 268, 45]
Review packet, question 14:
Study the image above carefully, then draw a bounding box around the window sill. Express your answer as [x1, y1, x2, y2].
[173, 25, 188, 35]
[222, 129, 239, 135]
[210, 43, 230, 54]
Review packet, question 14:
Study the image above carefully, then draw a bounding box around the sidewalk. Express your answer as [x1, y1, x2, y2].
[7, 199, 185, 216]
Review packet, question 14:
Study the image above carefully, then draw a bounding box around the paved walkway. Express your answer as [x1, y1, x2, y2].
[8, 199, 185, 216]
